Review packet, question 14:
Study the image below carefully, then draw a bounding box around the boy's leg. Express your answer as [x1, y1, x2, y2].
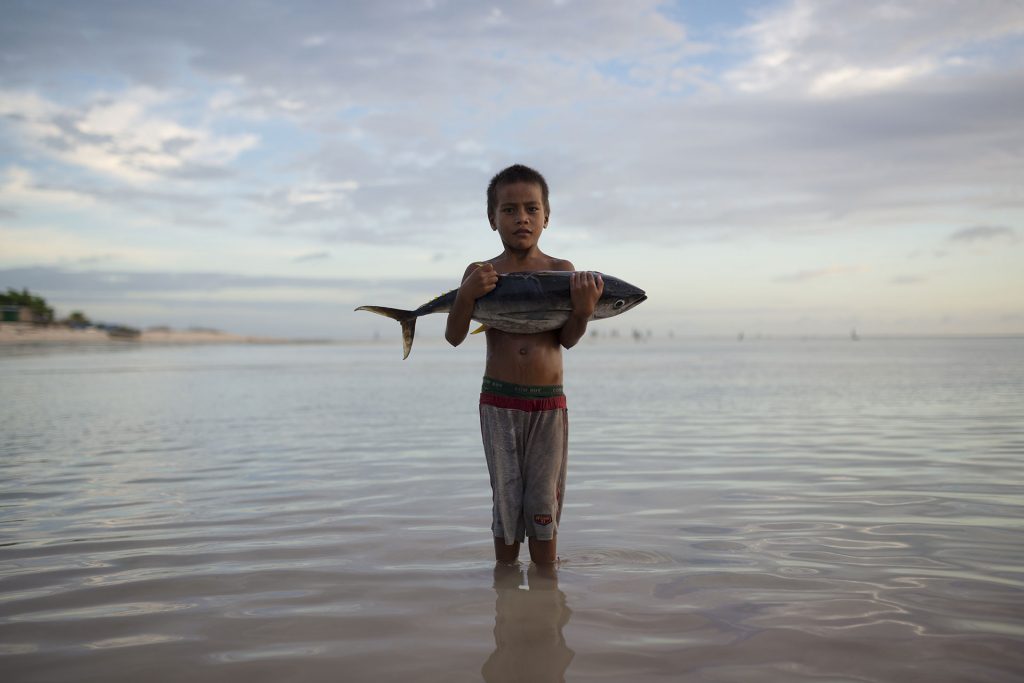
[481, 403, 528, 556]
[523, 407, 568, 566]
[494, 538, 521, 563]
[528, 537, 557, 564]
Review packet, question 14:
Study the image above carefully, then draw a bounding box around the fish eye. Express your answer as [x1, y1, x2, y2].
[613, 299, 625, 309]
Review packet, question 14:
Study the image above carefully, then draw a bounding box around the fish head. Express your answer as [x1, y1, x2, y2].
[593, 275, 647, 319]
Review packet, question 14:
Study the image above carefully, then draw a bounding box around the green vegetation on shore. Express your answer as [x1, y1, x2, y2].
[0, 288, 139, 336]
[1, 288, 55, 324]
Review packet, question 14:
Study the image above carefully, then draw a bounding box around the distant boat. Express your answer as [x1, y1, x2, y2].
[850, 328, 860, 341]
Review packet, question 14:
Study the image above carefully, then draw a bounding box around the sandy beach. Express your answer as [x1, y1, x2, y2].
[0, 323, 298, 346]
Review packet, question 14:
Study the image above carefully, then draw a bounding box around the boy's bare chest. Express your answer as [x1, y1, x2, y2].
[484, 329, 563, 382]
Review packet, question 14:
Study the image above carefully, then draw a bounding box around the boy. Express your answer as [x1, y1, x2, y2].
[445, 164, 603, 565]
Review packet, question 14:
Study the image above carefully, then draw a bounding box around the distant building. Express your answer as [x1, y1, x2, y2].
[1, 305, 37, 323]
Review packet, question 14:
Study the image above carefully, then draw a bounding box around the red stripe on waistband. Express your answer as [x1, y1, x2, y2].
[480, 392, 567, 412]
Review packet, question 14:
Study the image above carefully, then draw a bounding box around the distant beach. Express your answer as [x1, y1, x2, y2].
[0, 323, 309, 346]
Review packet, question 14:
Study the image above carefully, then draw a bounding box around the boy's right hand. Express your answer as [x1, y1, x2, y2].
[460, 262, 499, 300]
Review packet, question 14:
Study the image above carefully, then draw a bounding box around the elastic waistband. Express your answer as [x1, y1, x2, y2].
[480, 392, 567, 412]
[482, 376, 563, 399]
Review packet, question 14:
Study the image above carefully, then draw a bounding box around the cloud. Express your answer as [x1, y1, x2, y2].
[808, 62, 936, 98]
[0, 165, 237, 233]
[889, 274, 928, 285]
[773, 265, 864, 283]
[0, 88, 258, 184]
[0, 265, 449, 298]
[0, 0, 1022, 251]
[74, 254, 120, 266]
[249, 180, 361, 226]
[949, 225, 1017, 243]
[0, 166, 96, 207]
[0, 1, 694, 103]
[727, 0, 1024, 97]
[292, 251, 331, 263]
[906, 249, 948, 260]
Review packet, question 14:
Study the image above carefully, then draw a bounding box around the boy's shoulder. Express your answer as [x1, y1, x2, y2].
[493, 254, 575, 273]
[459, 254, 575, 279]
[543, 256, 574, 272]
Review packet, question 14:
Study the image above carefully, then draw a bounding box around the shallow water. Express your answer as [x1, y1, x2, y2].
[1, 337, 1023, 682]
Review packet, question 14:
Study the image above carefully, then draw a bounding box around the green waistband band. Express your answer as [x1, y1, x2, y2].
[482, 376, 564, 399]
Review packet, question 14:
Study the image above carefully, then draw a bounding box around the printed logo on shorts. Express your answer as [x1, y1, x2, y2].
[534, 514, 553, 527]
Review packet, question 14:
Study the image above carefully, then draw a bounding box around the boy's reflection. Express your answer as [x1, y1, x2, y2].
[482, 563, 574, 682]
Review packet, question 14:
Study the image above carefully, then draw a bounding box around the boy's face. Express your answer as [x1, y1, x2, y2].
[489, 181, 549, 252]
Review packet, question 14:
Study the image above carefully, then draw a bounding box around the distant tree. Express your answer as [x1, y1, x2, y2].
[67, 311, 91, 327]
[0, 288, 54, 323]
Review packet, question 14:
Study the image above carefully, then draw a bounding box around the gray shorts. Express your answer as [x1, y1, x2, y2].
[479, 379, 568, 545]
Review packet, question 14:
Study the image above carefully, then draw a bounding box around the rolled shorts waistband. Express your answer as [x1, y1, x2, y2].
[480, 376, 566, 412]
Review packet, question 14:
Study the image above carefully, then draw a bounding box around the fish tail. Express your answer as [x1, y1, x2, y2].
[355, 306, 418, 359]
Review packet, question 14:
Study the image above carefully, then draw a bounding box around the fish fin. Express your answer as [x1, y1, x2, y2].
[469, 323, 488, 335]
[355, 305, 418, 359]
[400, 318, 416, 360]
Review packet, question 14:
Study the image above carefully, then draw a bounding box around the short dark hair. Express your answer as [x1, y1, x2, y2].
[486, 164, 550, 221]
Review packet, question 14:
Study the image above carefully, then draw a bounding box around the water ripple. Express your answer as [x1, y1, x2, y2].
[2, 340, 1022, 682]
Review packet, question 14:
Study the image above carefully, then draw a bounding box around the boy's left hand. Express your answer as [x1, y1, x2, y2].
[570, 271, 604, 318]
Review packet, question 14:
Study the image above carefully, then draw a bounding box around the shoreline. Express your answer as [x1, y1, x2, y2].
[0, 323, 327, 346]
[4, 323, 1020, 349]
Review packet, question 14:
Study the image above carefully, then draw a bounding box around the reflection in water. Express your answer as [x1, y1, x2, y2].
[482, 563, 574, 682]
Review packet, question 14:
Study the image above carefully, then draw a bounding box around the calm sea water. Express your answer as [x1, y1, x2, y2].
[1, 337, 1022, 682]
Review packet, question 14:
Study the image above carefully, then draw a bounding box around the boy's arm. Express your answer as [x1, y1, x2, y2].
[446, 262, 498, 347]
[559, 269, 604, 349]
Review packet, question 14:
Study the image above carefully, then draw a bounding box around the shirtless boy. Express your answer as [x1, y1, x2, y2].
[445, 164, 603, 565]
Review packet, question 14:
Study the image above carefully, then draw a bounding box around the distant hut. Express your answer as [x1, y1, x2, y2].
[1, 305, 37, 323]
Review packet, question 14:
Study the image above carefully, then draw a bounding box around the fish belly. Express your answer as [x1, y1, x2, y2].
[473, 308, 572, 334]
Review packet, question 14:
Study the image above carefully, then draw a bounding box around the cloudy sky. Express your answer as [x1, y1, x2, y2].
[2, 0, 1022, 339]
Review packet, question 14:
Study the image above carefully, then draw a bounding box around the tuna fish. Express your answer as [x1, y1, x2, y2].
[356, 270, 647, 359]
